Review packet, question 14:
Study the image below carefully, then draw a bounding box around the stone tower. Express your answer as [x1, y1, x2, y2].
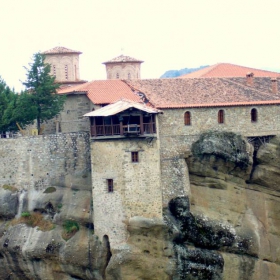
[103, 55, 143, 80]
[43, 46, 86, 86]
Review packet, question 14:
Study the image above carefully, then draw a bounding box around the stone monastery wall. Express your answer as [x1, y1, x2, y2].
[42, 94, 93, 135]
[91, 138, 162, 245]
[59, 94, 92, 134]
[158, 104, 280, 206]
[0, 132, 91, 191]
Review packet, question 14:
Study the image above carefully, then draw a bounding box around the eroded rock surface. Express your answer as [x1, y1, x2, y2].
[0, 185, 108, 280]
[1, 132, 280, 279]
[186, 133, 280, 280]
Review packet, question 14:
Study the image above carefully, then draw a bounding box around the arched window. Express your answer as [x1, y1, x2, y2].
[128, 73, 131, 79]
[251, 108, 258, 122]
[218, 110, 224, 124]
[116, 73, 119, 79]
[184, 111, 191, 126]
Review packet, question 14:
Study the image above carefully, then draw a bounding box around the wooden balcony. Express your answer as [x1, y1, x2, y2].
[90, 122, 156, 138]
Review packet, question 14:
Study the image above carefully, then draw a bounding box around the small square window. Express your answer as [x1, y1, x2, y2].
[107, 179, 114, 192]
[131, 152, 139, 163]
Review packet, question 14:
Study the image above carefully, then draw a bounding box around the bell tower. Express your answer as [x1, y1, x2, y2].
[43, 46, 86, 86]
[103, 55, 143, 80]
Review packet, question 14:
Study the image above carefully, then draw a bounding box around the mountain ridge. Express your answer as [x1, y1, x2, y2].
[160, 65, 209, 78]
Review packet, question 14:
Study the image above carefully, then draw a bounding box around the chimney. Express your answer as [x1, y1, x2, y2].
[246, 72, 254, 86]
[271, 78, 278, 94]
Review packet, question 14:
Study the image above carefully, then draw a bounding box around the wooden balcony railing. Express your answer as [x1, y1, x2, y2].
[91, 122, 156, 137]
[143, 122, 156, 134]
[91, 125, 120, 137]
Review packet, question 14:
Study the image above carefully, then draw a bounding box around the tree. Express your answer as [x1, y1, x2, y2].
[22, 53, 65, 131]
[0, 77, 18, 132]
[2, 91, 38, 131]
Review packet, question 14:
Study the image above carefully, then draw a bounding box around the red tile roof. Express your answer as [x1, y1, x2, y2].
[103, 55, 143, 64]
[58, 80, 141, 105]
[180, 63, 280, 78]
[58, 76, 280, 109]
[43, 46, 82, 55]
[124, 77, 280, 108]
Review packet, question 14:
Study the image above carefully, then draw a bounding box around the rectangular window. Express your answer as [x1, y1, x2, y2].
[107, 179, 114, 192]
[131, 151, 139, 163]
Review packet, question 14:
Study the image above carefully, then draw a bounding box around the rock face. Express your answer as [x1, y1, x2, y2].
[186, 132, 280, 280]
[0, 186, 109, 280]
[1, 132, 280, 279]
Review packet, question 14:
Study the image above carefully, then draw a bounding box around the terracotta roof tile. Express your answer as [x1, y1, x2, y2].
[103, 55, 143, 64]
[43, 46, 82, 55]
[58, 80, 141, 104]
[180, 63, 280, 78]
[124, 77, 280, 109]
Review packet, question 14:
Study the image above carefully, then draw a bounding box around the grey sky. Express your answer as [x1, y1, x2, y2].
[0, 0, 280, 91]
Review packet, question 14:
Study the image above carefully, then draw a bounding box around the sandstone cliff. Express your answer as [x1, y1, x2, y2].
[0, 132, 280, 279]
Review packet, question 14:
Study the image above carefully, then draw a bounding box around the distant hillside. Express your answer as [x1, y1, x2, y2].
[160, 65, 209, 78]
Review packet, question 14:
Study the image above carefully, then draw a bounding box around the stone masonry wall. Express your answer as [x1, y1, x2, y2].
[58, 94, 92, 133]
[0, 132, 91, 191]
[106, 63, 141, 79]
[45, 53, 80, 82]
[158, 105, 280, 206]
[91, 137, 162, 247]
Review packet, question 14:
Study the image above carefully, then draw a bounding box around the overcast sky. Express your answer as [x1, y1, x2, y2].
[1, 0, 280, 91]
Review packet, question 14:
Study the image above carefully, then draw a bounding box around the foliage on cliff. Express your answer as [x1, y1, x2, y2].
[11, 212, 54, 231]
[191, 131, 249, 168]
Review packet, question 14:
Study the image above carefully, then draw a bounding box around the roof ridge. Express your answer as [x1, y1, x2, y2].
[200, 63, 220, 77]
[103, 54, 143, 64]
[157, 99, 280, 109]
[223, 63, 280, 75]
[43, 46, 82, 54]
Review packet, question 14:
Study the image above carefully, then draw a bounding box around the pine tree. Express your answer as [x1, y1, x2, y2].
[22, 53, 65, 131]
[0, 77, 17, 132]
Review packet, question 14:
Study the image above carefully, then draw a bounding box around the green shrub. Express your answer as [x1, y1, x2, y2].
[2, 185, 18, 193]
[62, 220, 79, 240]
[12, 212, 54, 231]
[21, 211, 31, 217]
[63, 220, 79, 233]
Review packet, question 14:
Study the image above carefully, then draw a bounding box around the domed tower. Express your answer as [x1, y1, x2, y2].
[103, 55, 143, 80]
[43, 46, 86, 86]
